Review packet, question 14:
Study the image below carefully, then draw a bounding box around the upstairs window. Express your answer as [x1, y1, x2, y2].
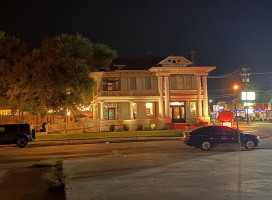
[103, 78, 120, 91]
[130, 77, 137, 90]
[185, 75, 193, 89]
[177, 76, 184, 89]
[145, 77, 151, 90]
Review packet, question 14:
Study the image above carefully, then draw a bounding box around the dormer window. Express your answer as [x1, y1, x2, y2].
[168, 60, 171, 62]
[173, 60, 176, 63]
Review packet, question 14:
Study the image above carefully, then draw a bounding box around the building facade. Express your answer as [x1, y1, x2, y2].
[90, 56, 216, 130]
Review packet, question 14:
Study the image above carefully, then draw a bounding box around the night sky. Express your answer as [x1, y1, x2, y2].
[1, 0, 272, 101]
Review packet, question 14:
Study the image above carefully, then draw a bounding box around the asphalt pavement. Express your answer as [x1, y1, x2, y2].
[65, 122, 272, 200]
[65, 148, 272, 200]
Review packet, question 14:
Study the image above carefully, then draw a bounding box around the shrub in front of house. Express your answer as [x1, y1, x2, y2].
[149, 122, 156, 130]
[136, 124, 143, 131]
[109, 124, 115, 132]
[123, 124, 129, 131]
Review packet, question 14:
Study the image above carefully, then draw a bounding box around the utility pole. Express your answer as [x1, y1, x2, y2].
[240, 68, 251, 124]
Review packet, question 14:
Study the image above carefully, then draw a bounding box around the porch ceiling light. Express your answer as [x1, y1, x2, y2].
[170, 102, 182, 106]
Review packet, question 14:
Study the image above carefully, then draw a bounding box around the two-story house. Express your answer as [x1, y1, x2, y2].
[90, 56, 216, 131]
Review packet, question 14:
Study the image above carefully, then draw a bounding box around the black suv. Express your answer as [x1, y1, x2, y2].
[0, 124, 35, 148]
[182, 125, 260, 151]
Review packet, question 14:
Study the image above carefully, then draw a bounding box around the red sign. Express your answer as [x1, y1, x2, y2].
[218, 110, 233, 121]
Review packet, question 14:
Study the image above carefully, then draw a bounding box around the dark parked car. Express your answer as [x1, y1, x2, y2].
[0, 124, 35, 148]
[182, 125, 260, 151]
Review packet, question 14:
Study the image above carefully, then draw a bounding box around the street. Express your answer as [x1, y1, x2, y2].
[0, 123, 271, 200]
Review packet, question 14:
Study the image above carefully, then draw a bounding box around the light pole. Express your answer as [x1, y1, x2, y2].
[233, 85, 239, 130]
[233, 84, 241, 150]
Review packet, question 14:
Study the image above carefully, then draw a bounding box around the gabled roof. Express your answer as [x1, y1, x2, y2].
[157, 56, 193, 67]
[111, 54, 164, 70]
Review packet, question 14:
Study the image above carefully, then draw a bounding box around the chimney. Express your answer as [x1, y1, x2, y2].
[189, 51, 196, 65]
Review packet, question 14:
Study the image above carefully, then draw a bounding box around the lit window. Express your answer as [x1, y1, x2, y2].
[190, 102, 196, 114]
[102, 78, 120, 91]
[145, 103, 153, 115]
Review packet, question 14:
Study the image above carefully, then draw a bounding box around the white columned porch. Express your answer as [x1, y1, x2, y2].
[158, 76, 164, 117]
[196, 76, 202, 117]
[202, 76, 209, 117]
[93, 103, 97, 120]
[164, 75, 170, 118]
[100, 101, 104, 120]
[129, 101, 134, 119]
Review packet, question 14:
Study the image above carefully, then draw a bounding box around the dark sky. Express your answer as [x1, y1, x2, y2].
[1, 0, 272, 101]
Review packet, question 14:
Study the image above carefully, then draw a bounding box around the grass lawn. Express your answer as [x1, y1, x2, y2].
[33, 130, 183, 146]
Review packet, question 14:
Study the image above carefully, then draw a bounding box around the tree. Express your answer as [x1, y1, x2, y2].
[0, 32, 27, 95]
[263, 89, 272, 103]
[8, 33, 117, 114]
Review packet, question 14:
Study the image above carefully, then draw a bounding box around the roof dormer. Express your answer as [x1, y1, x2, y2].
[157, 56, 193, 67]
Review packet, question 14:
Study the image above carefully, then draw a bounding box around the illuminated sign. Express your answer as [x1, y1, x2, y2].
[241, 92, 255, 100]
[246, 108, 254, 114]
[223, 122, 232, 127]
[243, 102, 254, 107]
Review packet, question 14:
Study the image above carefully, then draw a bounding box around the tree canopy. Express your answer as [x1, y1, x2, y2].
[263, 89, 272, 103]
[0, 32, 27, 95]
[7, 33, 117, 114]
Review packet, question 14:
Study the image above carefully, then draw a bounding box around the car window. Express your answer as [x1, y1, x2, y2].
[208, 126, 222, 134]
[0, 127, 5, 133]
[4, 125, 18, 134]
[224, 127, 236, 135]
[192, 127, 208, 133]
[19, 124, 30, 132]
[192, 126, 214, 134]
[216, 126, 236, 135]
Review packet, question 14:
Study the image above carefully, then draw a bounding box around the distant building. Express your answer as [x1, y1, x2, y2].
[0, 96, 12, 115]
[90, 55, 216, 130]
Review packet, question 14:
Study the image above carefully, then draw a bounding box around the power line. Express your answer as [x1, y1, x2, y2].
[208, 69, 242, 78]
[252, 72, 272, 75]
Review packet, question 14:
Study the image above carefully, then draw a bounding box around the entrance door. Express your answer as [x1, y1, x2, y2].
[172, 106, 186, 123]
[108, 108, 115, 120]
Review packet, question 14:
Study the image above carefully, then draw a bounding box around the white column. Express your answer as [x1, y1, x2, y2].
[164, 76, 170, 118]
[186, 100, 190, 123]
[93, 103, 97, 120]
[130, 101, 134, 119]
[196, 76, 202, 117]
[100, 102, 104, 120]
[97, 77, 102, 94]
[202, 76, 209, 117]
[158, 76, 164, 117]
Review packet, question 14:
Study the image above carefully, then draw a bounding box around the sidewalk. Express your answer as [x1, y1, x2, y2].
[65, 149, 272, 200]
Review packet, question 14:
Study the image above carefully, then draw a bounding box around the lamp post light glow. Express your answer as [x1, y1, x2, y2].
[233, 84, 239, 90]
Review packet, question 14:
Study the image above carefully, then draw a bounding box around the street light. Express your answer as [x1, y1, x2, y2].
[233, 84, 239, 129]
[233, 84, 241, 150]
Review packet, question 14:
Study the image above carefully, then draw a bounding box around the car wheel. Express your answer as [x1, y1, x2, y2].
[245, 140, 255, 150]
[201, 141, 212, 151]
[16, 137, 28, 148]
[269, 119, 272, 123]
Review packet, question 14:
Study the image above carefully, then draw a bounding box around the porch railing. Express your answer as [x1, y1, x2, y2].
[99, 90, 159, 97]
